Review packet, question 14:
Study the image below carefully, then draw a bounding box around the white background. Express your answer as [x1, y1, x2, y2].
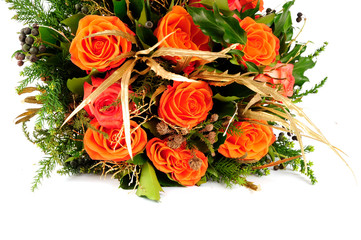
[1, 0, 360, 239]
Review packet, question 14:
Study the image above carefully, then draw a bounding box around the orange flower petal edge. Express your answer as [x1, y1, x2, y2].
[84, 120, 147, 162]
[69, 15, 134, 72]
[146, 138, 208, 186]
[218, 121, 276, 162]
[154, 6, 210, 64]
[237, 17, 279, 66]
[158, 81, 213, 129]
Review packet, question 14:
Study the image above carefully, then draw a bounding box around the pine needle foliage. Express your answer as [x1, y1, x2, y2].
[6, 0, 80, 35]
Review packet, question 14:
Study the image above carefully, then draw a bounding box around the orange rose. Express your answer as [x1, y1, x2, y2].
[154, 6, 210, 64]
[158, 81, 213, 129]
[218, 121, 276, 162]
[237, 17, 279, 66]
[69, 15, 134, 72]
[83, 120, 147, 162]
[146, 138, 208, 186]
[255, 62, 295, 97]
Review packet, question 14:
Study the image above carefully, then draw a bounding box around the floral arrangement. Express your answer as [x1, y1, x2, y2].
[7, 0, 346, 201]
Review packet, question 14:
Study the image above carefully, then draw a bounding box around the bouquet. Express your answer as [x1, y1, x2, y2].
[6, 0, 347, 201]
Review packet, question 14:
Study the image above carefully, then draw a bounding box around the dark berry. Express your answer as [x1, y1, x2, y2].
[81, 6, 88, 14]
[297, 12, 303, 17]
[29, 46, 39, 55]
[75, 4, 82, 11]
[39, 44, 46, 53]
[22, 44, 31, 52]
[24, 27, 31, 35]
[18, 53, 25, 60]
[273, 165, 279, 170]
[25, 36, 34, 45]
[32, 23, 39, 29]
[145, 21, 154, 29]
[296, 17, 302, 23]
[31, 28, 39, 36]
[17, 60, 24, 66]
[19, 34, 26, 42]
[14, 52, 20, 60]
[266, 8, 272, 14]
[292, 136, 298, 141]
[20, 28, 25, 34]
[29, 54, 38, 62]
[279, 164, 285, 170]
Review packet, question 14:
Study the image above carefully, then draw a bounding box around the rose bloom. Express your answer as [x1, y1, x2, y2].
[218, 121, 276, 162]
[158, 81, 213, 129]
[69, 15, 134, 72]
[237, 17, 279, 66]
[154, 6, 210, 64]
[255, 62, 295, 97]
[146, 138, 208, 186]
[83, 74, 135, 129]
[83, 120, 147, 162]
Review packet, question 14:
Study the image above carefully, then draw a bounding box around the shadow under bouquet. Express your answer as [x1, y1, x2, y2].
[7, 0, 345, 201]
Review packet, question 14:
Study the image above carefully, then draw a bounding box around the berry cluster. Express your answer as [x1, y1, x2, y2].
[75, 3, 89, 14]
[15, 23, 46, 66]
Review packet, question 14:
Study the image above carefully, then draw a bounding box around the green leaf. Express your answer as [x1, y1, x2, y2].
[196, 175, 207, 186]
[66, 68, 100, 95]
[213, 93, 240, 102]
[292, 57, 316, 87]
[38, 26, 61, 45]
[213, 132, 227, 150]
[212, 82, 254, 99]
[240, 0, 261, 19]
[213, 5, 247, 44]
[212, 99, 236, 118]
[136, 21, 158, 49]
[127, 153, 147, 165]
[245, 61, 260, 73]
[273, 0, 295, 37]
[113, 0, 144, 22]
[280, 44, 306, 63]
[256, 13, 275, 26]
[187, 6, 224, 44]
[199, 0, 230, 12]
[61, 13, 85, 35]
[113, 0, 127, 20]
[156, 171, 183, 187]
[136, 161, 163, 201]
[187, 5, 246, 45]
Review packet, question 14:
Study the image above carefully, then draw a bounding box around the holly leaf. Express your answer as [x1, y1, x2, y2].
[187, 5, 246, 45]
[187, 6, 224, 44]
[292, 57, 316, 87]
[213, 5, 247, 45]
[136, 161, 163, 201]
